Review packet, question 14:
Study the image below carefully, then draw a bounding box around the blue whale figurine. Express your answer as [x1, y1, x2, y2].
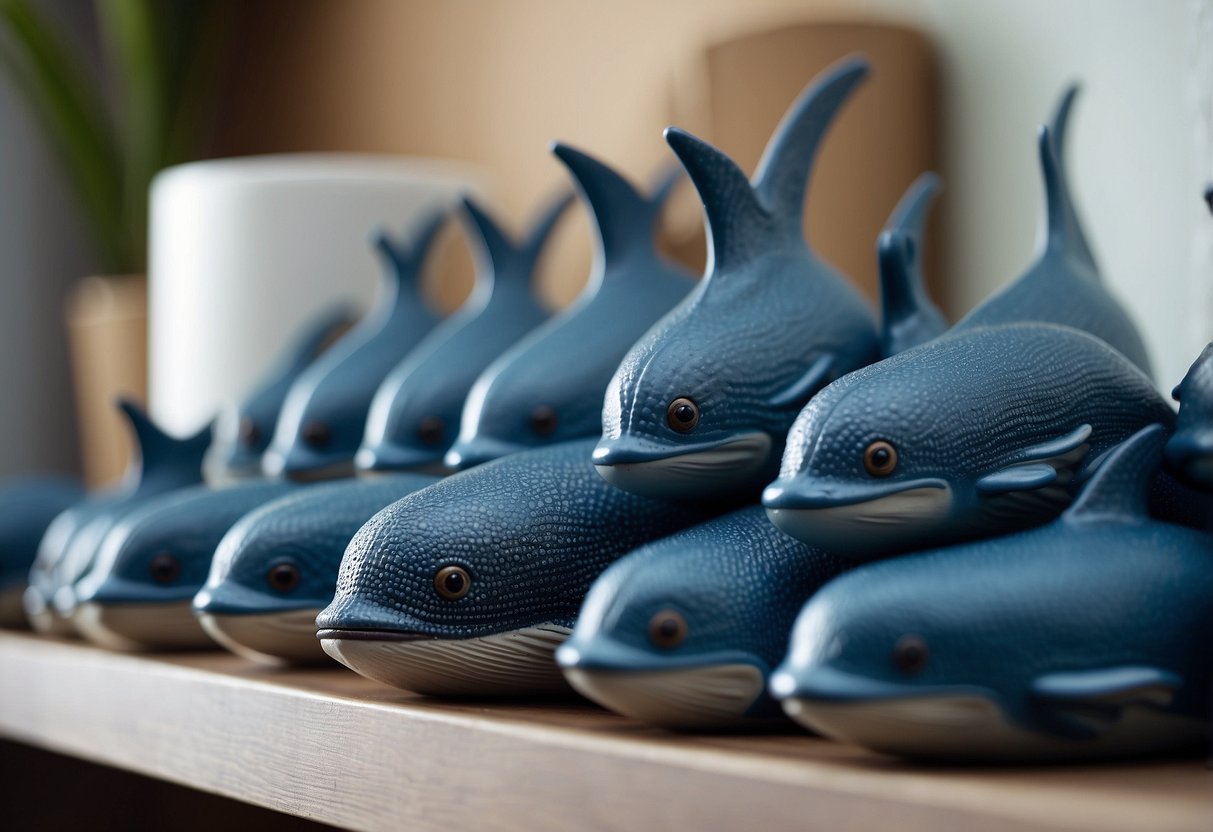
[771, 426, 1213, 761]
[953, 87, 1152, 375]
[263, 211, 446, 480]
[192, 473, 437, 664]
[316, 439, 727, 696]
[25, 400, 212, 634]
[0, 476, 84, 627]
[557, 506, 852, 729]
[357, 194, 570, 473]
[763, 323, 1174, 559]
[877, 172, 948, 357]
[70, 479, 300, 650]
[592, 57, 880, 501]
[1167, 340, 1213, 489]
[206, 305, 357, 483]
[443, 147, 695, 469]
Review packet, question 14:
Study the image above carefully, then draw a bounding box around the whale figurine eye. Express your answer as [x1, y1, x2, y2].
[648, 609, 687, 648]
[863, 440, 898, 477]
[149, 552, 181, 584]
[238, 417, 262, 448]
[666, 398, 700, 433]
[893, 634, 929, 674]
[267, 562, 301, 593]
[417, 416, 445, 447]
[301, 420, 332, 449]
[434, 565, 471, 601]
[529, 405, 558, 436]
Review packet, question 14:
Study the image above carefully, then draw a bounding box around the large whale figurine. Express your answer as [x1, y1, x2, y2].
[877, 173, 948, 357]
[71, 479, 300, 650]
[206, 305, 357, 483]
[557, 506, 852, 730]
[771, 426, 1213, 761]
[357, 194, 569, 472]
[192, 473, 437, 664]
[263, 212, 446, 480]
[316, 440, 727, 695]
[0, 476, 84, 627]
[443, 147, 695, 469]
[592, 57, 880, 501]
[24, 401, 212, 634]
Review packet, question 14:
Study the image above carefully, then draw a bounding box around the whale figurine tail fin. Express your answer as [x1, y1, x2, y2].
[116, 398, 212, 491]
[1038, 110, 1097, 279]
[877, 172, 948, 356]
[664, 56, 869, 269]
[374, 208, 450, 290]
[1048, 84, 1098, 273]
[1063, 424, 1165, 526]
[461, 192, 572, 290]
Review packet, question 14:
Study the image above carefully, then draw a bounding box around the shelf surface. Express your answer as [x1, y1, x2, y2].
[0, 630, 1209, 832]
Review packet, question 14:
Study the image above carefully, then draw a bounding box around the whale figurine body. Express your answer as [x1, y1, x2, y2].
[593, 57, 880, 502]
[317, 439, 727, 695]
[193, 473, 437, 663]
[557, 506, 851, 729]
[444, 147, 695, 469]
[771, 426, 1213, 761]
[71, 479, 299, 650]
[0, 476, 84, 626]
[263, 212, 446, 480]
[877, 173, 948, 357]
[357, 195, 569, 472]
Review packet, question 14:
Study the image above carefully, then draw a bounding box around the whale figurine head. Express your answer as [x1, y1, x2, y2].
[877, 172, 948, 357]
[263, 211, 446, 480]
[557, 505, 851, 730]
[763, 323, 1174, 560]
[316, 439, 725, 696]
[192, 473, 437, 664]
[357, 194, 569, 472]
[592, 56, 880, 502]
[443, 147, 695, 469]
[771, 426, 1213, 761]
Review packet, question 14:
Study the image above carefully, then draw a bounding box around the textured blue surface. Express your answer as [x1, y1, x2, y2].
[877, 173, 948, 357]
[1167, 341, 1213, 489]
[0, 476, 83, 590]
[772, 427, 1213, 760]
[592, 57, 880, 501]
[444, 147, 694, 469]
[358, 194, 569, 472]
[263, 212, 446, 479]
[317, 440, 727, 639]
[195, 473, 437, 615]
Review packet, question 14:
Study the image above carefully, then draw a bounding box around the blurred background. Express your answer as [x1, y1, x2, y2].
[1, 0, 1209, 482]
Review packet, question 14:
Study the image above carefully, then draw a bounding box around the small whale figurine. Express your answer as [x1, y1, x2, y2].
[206, 305, 357, 483]
[0, 476, 84, 627]
[763, 323, 1174, 559]
[557, 506, 852, 730]
[193, 473, 437, 664]
[443, 146, 695, 469]
[71, 479, 300, 650]
[953, 86, 1153, 375]
[357, 194, 570, 472]
[316, 439, 728, 696]
[877, 173, 949, 357]
[771, 426, 1213, 762]
[592, 56, 880, 501]
[263, 211, 446, 480]
[25, 400, 212, 634]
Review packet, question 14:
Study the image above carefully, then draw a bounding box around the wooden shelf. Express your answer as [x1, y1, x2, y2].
[0, 631, 1208, 832]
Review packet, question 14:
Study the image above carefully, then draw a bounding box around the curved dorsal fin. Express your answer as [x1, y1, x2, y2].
[374, 208, 450, 288]
[520, 189, 575, 265]
[878, 173, 947, 355]
[1048, 84, 1098, 272]
[1064, 425, 1164, 525]
[551, 142, 665, 265]
[460, 197, 526, 285]
[1037, 124, 1095, 277]
[116, 398, 212, 484]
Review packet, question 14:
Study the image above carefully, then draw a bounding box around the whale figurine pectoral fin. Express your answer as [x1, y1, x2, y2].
[767, 355, 834, 409]
[975, 464, 1059, 494]
[977, 425, 1095, 494]
[1028, 666, 1182, 739]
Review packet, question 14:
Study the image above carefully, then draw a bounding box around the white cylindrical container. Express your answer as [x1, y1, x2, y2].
[148, 153, 486, 434]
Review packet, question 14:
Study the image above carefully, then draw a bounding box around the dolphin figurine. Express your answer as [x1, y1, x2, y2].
[71, 479, 300, 650]
[263, 211, 446, 480]
[953, 86, 1152, 375]
[0, 476, 84, 627]
[557, 506, 852, 730]
[316, 439, 728, 696]
[763, 323, 1174, 559]
[357, 194, 570, 473]
[771, 426, 1213, 761]
[877, 173, 949, 357]
[1167, 341, 1213, 489]
[206, 305, 357, 483]
[24, 400, 212, 634]
[192, 473, 437, 664]
[443, 147, 695, 469]
[591, 57, 880, 501]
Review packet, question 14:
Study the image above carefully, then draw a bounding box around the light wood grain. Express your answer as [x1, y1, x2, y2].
[0, 631, 1207, 832]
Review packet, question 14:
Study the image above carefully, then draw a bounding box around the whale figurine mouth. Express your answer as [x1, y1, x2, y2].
[73, 601, 215, 652]
[318, 624, 574, 696]
[593, 432, 774, 498]
[354, 442, 450, 475]
[444, 436, 531, 470]
[198, 609, 328, 665]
